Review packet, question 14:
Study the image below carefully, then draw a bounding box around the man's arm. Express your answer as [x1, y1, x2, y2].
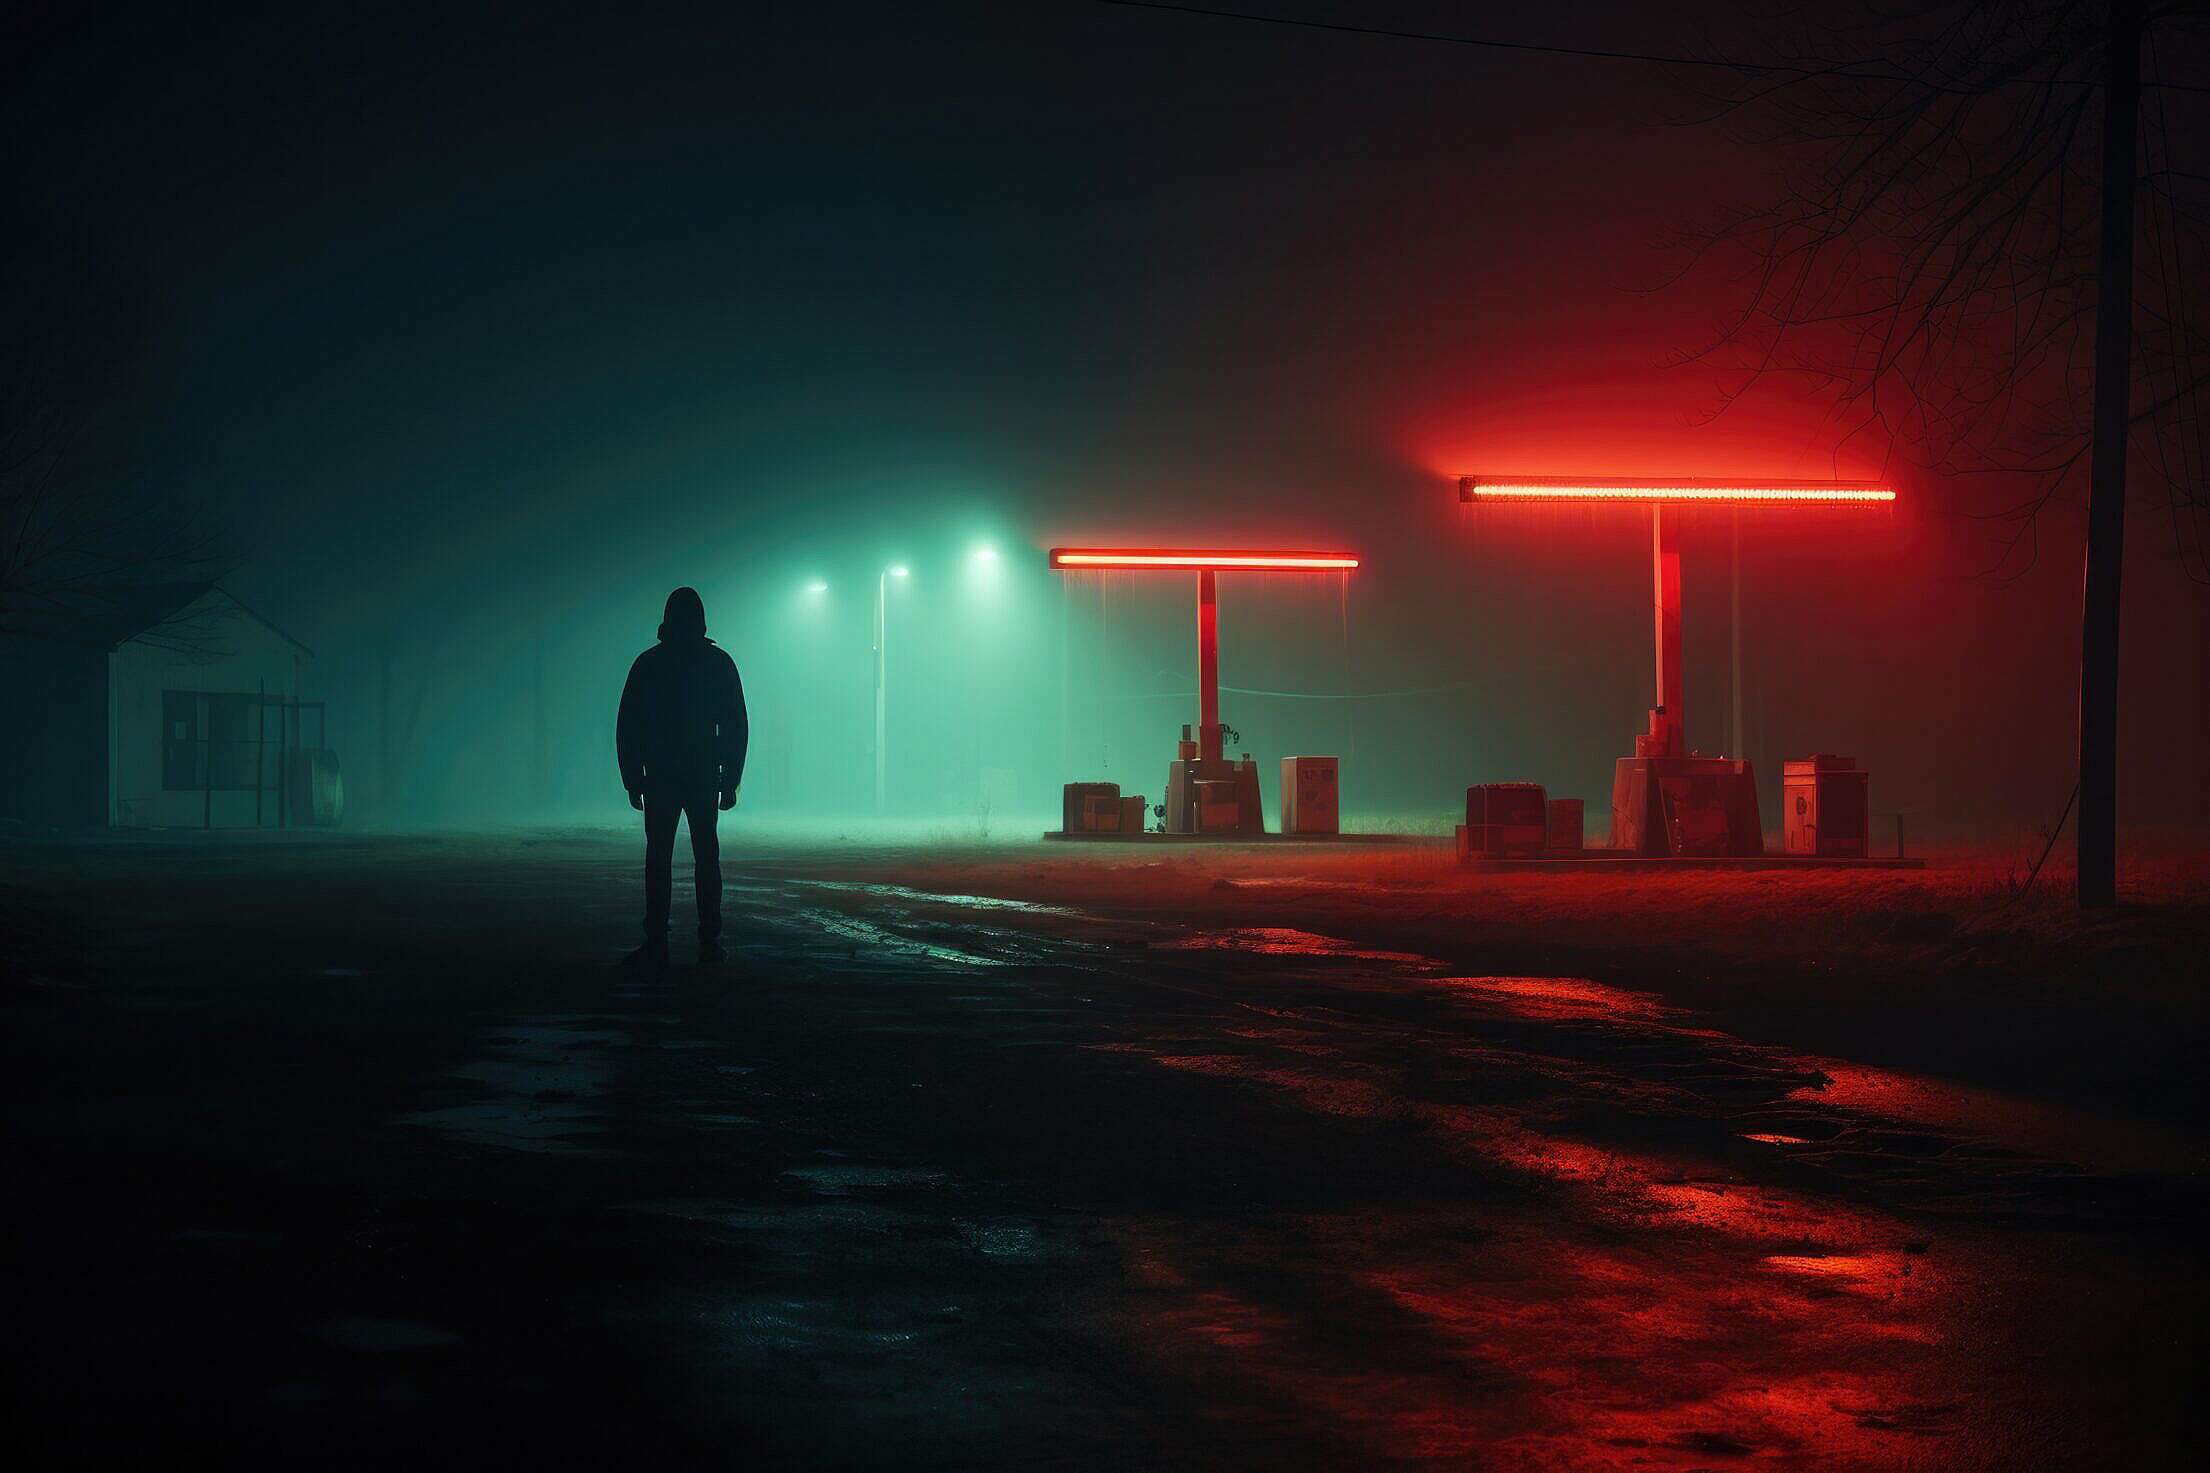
[616, 656, 646, 796]
[716, 655, 749, 801]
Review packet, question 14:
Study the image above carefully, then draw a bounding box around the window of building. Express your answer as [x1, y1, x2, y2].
[162, 691, 201, 790]
[162, 691, 270, 791]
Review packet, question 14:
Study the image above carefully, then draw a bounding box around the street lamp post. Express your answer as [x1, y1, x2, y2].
[874, 565, 907, 815]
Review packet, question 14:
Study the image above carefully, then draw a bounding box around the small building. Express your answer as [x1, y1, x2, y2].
[0, 584, 331, 832]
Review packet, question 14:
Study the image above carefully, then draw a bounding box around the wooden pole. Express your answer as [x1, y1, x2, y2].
[2079, 0, 2140, 909]
[874, 573, 887, 815]
[378, 649, 393, 822]
[255, 679, 265, 828]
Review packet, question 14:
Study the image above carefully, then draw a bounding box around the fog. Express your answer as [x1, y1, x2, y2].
[12, 1, 2206, 837]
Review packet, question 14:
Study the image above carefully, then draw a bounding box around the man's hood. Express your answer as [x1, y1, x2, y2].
[658, 586, 709, 643]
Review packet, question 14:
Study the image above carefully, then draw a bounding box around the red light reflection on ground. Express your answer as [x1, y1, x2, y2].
[1137, 1050, 1896, 1249]
[1118, 1211, 1963, 1469]
[1437, 974, 1667, 1021]
[1154, 927, 1438, 966]
[1096, 926, 2191, 1465]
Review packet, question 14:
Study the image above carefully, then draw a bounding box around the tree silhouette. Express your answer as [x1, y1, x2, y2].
[1664, 0, 2208, 907]
[0, 234, 228, 650]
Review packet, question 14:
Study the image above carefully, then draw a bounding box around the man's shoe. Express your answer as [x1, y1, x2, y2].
[625, 938, 671, 970]
[697, 938, 726, 966]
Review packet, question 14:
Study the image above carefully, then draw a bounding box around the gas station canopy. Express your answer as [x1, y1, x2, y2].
[1049, 546, 1359, 835]
[1046, 549, 1361, 763]
[1048, 549, 1360, 571]
[1456, 474, 1897, 856]
[1452, 475, 1896, 762]
[1459, 476, 1894, 505]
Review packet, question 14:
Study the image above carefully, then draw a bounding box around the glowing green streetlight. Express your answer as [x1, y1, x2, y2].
[804, 579, 829, 594]
[964, 544, 1005, 600]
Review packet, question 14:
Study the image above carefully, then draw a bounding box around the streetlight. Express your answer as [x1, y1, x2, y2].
[875, 565, 909, 814]
[804, 579, 829, 595]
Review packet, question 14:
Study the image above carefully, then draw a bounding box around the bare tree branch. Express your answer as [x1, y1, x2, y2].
[0, 235, 232, 646]
[1656, 1, 2208, 578]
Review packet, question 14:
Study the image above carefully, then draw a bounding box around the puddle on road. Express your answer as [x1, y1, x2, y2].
[1761, 1249, 1926, 1288]
[1154, 927, 1437, 966]
[1107, 909, 2187, 1289]
[1133, 921, 2178, 1180]
[1152, 931, 1668, 1025]
[1125, 1209, 1967, 1471]
[801, 909, 1012, 970]
[1438, 974, 1667, 1021]
[1099, 917, 2204, 1465]
[790, 880, 1080, 917]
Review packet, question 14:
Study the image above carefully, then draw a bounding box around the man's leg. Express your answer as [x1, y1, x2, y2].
[642, 792, 681, 938]
[685, 792, 723, 941]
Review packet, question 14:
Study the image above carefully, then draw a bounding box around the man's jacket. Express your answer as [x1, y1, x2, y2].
[617, 634, 748, 795]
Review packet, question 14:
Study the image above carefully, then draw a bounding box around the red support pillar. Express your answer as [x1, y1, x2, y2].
[1197, 568, 1222, 762]
[1652, 504, 1683, 758]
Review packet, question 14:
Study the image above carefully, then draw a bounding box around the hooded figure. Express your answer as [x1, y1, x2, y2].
[617, 587, 748, 959]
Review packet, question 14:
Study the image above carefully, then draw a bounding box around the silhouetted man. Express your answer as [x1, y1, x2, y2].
[617, 587, 747, 966]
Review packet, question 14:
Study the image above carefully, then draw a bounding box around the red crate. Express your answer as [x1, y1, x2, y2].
[1062, 782, 1119, 832]
[1466, 783, 1547, 856]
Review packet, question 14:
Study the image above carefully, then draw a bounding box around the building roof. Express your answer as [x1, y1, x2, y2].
[0, 582, 212, 651]
[0, 583, 314, 657]
[201, 589, 315, 658]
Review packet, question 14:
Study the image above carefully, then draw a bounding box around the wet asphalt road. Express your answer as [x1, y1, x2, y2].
[3, 834, 2204, 1469]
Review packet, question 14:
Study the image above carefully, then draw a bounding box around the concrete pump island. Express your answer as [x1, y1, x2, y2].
[1045, 479, 1924, 868]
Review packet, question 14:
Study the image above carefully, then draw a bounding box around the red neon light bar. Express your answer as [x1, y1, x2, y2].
[1458, 476, 1894, 504]
[1049, 548, 1360, 571]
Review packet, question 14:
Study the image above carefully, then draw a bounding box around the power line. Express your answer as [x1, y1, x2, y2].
[1096, 0, 2210, 95]
[1100, 0, 1835, 75]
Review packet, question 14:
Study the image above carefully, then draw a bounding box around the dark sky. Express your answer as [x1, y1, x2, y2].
[11, 1, 2206, 830]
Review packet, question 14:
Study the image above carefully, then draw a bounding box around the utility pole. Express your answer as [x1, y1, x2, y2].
[2078, 0, 2140, 909]
[379, 649, 394, 823]
[875, 572, 887, 816]
[874, 565, 906, 816]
